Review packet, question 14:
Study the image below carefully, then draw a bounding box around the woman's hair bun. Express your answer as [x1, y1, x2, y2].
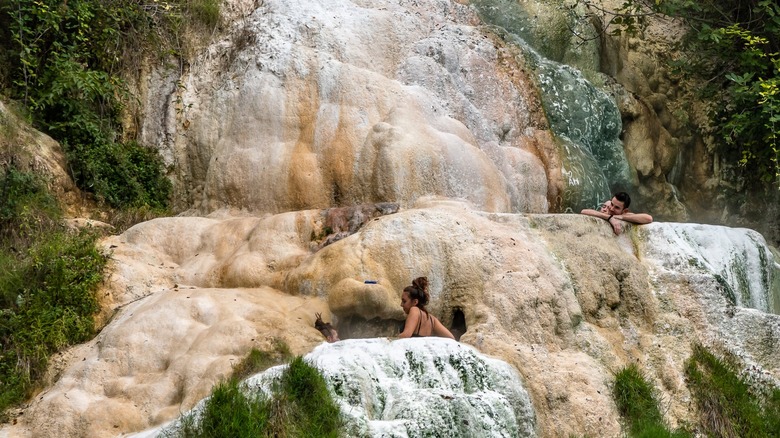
[404, 276, 430, 307]
[412, 276, 428, 291]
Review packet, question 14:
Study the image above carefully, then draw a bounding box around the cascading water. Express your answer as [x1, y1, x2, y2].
[144, 339, 537, 438]
[471, 0, 634, 210]
[641, 223, 780, 314]
[303, 339, 536, 437]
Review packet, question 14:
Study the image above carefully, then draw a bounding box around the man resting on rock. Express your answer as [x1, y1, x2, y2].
[581, 191, 653, 235]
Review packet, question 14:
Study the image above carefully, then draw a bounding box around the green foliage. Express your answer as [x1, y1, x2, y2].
[187, 0, 222, 29]
[0, 0, 223, 210]
[278, 356, 342, 437]
[613, 364, 690, 437]
[166, 355, 342, 438]
[62, 137, 173, 209]
[178, 378, 272, 438]
[0, 166, 109, 416]
[0, 164, 60, 245]
[607, 0, 780, 188]
[0, 0, 223, 416]
[685, 343, 780, 437]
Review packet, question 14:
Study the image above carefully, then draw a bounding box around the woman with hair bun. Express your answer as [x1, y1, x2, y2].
[398, 277, 455, 339]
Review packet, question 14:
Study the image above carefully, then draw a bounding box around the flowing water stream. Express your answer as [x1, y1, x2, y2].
[138, 339, 536, 437]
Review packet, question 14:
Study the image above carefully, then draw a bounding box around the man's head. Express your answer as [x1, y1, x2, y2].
[608, 192, 631, 215]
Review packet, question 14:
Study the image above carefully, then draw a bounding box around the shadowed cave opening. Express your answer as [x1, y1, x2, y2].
[450, 307, 466, 341]
[336, 308, 468, 340]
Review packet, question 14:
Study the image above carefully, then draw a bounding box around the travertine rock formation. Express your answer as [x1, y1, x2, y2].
[0, 102, 90, 218]
[142, 0, 554, 215]
[4, 200, 778, 438]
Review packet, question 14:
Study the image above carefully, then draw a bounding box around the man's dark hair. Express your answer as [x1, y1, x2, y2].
[614, 192, 631, 209]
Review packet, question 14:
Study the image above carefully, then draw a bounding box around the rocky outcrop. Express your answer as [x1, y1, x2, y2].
[0, 101, 91, 218]
[141, 0, 555, 216]
[127, 0, 780, 245]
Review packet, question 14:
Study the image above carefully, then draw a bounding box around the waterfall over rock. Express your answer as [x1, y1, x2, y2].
[147, 338, 536, 438]
[470, 1, 632, 210]
[305, 339, 536, 437]
[641, 223, 779, 313]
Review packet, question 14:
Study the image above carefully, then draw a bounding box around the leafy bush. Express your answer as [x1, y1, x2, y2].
[0, 0, 223, 211]
[668, 0, 780, 189]
[0, 166, 108, 417]
[685, 343, 780, 437]
[61, 135, 172, 209]
[0, 228, 107, 414]
[0, 165, 60, 245]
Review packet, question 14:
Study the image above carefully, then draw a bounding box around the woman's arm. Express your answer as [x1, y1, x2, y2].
[398, 307, 422, 338]
[432, 317, 455, 339]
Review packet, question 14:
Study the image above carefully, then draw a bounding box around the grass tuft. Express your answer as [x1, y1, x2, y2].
[685, 343, 780, 437]
[277, 356, 341, 437]
[613, 363, 689, 437]
[173, 377, 270, 438]
[231, 338, 292, 381]
[186, 0, 221, 30]
[613, 345, 780, 437]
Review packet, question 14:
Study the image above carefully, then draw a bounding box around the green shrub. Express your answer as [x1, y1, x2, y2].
[0, 165, 60, 244]
[603, 0, 780, 188]
[0, 166, 109, 417]
[0, 0, 224, 212]
[61, 136, 172, 209]
[165, 355, 342, 438]
[685, 343, 780, 437]
[0, 228, 107, 414]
